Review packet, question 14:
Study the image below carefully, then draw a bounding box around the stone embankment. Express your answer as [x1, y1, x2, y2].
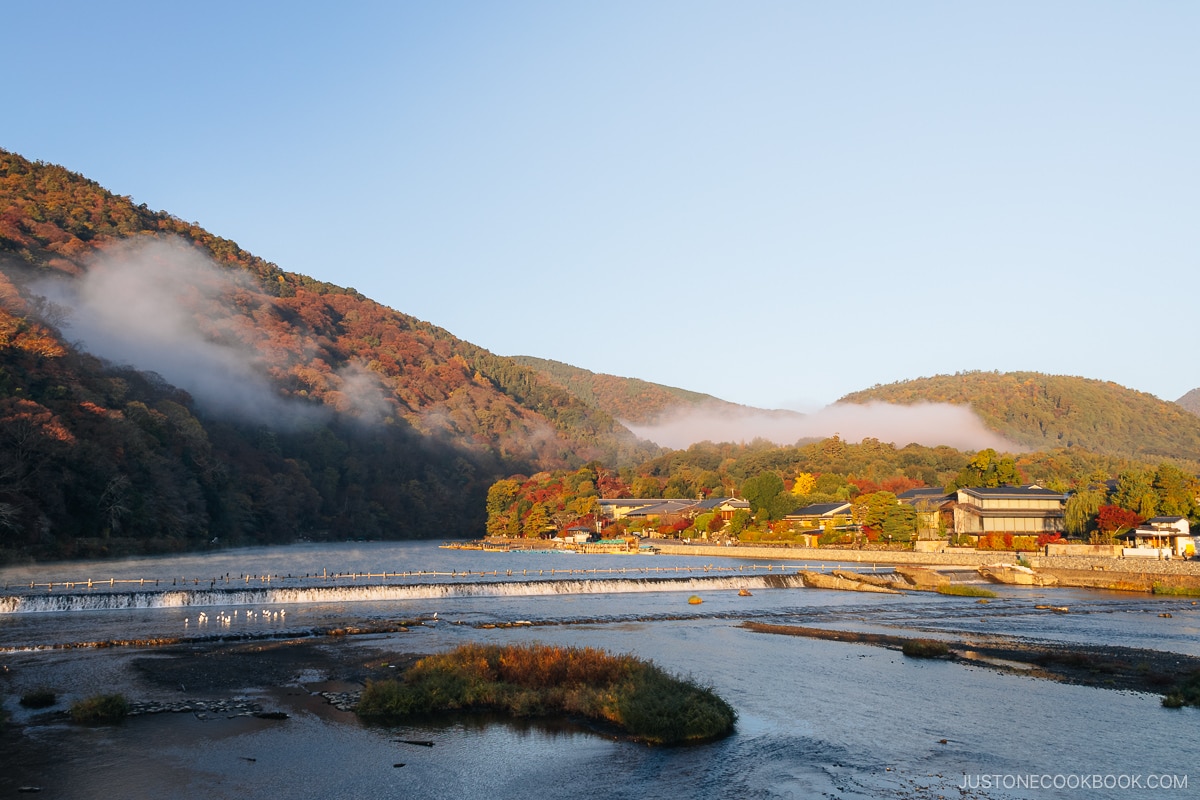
[1028, 555, 1200, 575]
[1027, 556, 1200, 592]
[798, 571, 901, 593]
[798, 567, 957, 594]
[653, 542, 1200, 593]
[978, 564, 1058, 587]
[892, 565, 950, 589]
[653, 543, 998, 566]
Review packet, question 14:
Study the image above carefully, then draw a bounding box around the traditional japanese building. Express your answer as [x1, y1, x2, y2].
[952, 484, 1066, 536]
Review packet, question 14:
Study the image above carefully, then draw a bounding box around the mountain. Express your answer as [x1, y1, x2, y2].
[1178, 389, 1200, 417]
[840, 371, 1200, 462]
[0, 149, 655, 560]
[508, 356, 752, 425]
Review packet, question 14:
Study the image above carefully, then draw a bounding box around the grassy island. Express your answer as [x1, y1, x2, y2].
[901, 639, 951, 658]
[70, 693, 129, 724]
[356, 642, 736, 745]
[1162, 671, 1200, 708]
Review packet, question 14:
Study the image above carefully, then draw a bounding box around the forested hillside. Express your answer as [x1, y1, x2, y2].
[509, 355, 750, 424]
[0, 149, 655, 560]
[840, 372, 1200, 462]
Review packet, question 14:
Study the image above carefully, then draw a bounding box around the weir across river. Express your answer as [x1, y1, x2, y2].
[5, 560, 886, 595]
[0, 571, 829, 614]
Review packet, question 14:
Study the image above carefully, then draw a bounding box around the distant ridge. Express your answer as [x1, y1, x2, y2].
[840, 371, 1200, 462]
[510, 355, 761, 425]
[1178, 388, 1200, 417]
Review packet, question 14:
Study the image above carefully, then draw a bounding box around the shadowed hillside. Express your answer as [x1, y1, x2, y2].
[840, 372, 1200, 462]
[0, 149, 655, 560]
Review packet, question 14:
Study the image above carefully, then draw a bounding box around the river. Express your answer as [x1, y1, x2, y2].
[0, 541, 1196, 799]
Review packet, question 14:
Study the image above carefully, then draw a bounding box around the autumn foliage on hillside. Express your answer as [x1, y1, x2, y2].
[0, 149, 654, 560]
[840, 371, 1200, 463]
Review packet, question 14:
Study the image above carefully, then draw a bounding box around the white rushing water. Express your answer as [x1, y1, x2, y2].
[0, 574, 807, 615]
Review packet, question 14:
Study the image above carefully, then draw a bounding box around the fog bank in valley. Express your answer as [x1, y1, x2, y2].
[625, 401, 1019, 452]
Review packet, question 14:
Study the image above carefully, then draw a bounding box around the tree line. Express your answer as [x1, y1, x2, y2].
[485, 437, 1200, 545]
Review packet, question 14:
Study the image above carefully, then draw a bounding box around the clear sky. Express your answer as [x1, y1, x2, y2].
[5, 2, 1197, 411]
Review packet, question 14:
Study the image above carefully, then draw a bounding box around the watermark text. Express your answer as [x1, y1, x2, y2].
[961, 773, 1188, 791]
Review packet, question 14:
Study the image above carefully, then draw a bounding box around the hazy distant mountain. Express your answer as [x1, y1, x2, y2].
[0, 149, 655, 558]
[509, 355, 762, 425]
[1177, 388, 1200, 417]
[840, 371, 1200, 462]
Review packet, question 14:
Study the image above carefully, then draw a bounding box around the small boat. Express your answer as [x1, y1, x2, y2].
[738, 588, 753, 597]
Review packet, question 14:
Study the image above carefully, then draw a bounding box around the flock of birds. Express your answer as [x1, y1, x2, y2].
[183, 608, 287, 628]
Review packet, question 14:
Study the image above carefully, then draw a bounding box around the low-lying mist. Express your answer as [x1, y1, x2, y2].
[36, 237, 330, 427]
[624, 401, 1020, 452]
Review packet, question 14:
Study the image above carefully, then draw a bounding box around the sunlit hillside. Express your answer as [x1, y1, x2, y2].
[841, 372, 1200, 462]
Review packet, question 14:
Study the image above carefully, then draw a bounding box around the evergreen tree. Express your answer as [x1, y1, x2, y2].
[1114, 470, 1158, 518]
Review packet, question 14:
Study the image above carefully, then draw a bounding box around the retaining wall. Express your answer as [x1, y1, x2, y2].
[653, 543, 1200, 579]
[1029, 555, 1200, 576]
[652, 543, 1000, 567]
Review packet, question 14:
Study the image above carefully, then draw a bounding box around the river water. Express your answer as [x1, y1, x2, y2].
[1, 541, 1196, 799]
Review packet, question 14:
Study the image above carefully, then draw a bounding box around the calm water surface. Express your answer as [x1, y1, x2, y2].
[1, 541, 1196, 799]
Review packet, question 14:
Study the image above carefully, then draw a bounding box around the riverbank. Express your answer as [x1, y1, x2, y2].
[655, 541, 1200, 570]
[740, 622, 1200, 699]
[653, 542, 1200, 592]
[0, 636, 421, 795]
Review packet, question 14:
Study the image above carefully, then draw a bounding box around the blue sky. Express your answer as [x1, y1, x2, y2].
[5, 2, 1197, 410]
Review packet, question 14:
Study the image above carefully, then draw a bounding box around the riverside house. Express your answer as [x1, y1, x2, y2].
[896, 488, 954, 540]
[598, 497, 749, 521]
[784, 502, 853, 528]
[1116, 516, 1195, 559]
[597, 498, 675, 521]
[952, 484, 1067, 539]
[694, 496, 752, 519]
[597, 497, 750, 538]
